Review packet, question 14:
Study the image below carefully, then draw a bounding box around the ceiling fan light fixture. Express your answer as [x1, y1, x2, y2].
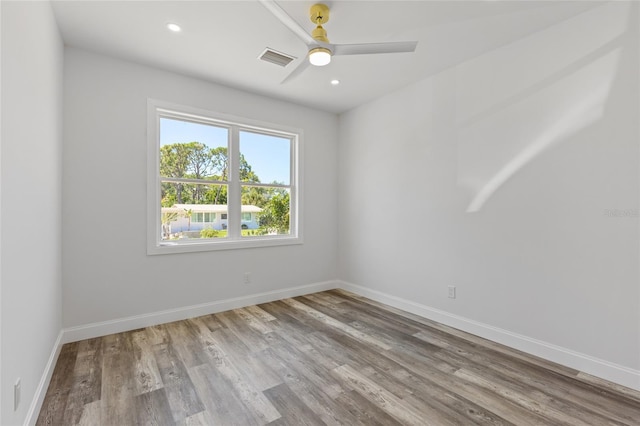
[309, 47, 331, 66]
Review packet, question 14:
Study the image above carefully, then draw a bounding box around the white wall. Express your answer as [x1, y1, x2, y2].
[1, 1, 64, 424]
[62, 48, 338, 328]
[338, 2, 639, 387]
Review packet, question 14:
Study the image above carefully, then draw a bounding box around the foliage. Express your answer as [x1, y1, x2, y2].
[161, 211, 179, 239]
[161, 211, 179, 225]
[200, 228, 219, 238]
[258, 192, 290, 234]
[242, 186, 268, 208]
[183, 208, 192, 231]
[160, 143, 260, 206]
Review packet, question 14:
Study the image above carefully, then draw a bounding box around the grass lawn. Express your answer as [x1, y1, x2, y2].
[209, 229, 260, 238]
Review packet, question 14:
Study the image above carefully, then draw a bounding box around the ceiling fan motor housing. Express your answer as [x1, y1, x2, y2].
[310, 3, 330, 25]
[312, 25, 329, 43]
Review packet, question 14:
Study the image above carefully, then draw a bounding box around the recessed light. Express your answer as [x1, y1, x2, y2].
[330, 79, 340, 86]
[166, 23, 181, 32]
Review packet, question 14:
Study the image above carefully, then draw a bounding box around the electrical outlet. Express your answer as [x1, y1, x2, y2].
[448, 286, 456, 299]
[243, 272, 251, 284]
[14, 378, 21, 411]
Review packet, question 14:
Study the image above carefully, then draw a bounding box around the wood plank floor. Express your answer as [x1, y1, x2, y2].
[37, 290, 640, 425]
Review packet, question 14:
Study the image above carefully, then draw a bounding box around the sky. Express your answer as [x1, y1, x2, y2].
[160, 117, 290, 184]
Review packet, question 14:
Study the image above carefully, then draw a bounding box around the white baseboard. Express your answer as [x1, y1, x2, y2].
[62, 280, 338, 344]
[27, 280, 337, 425]
[28, 277, 638, 426]
[24, 330, 64, 426]
[338, 280, 640, 392]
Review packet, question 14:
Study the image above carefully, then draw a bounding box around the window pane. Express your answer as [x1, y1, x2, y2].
[242, 185, 290, 236]
[239, 131, 290, 185]
[160, 183, 228, 241]
[160, 117, 229, 182]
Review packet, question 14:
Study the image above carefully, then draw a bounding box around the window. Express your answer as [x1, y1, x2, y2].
[148, 99, 302, 254]
[191, 212, 215, 223]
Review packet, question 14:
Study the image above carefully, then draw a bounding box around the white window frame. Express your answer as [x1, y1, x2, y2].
[147, 99, 303, 255]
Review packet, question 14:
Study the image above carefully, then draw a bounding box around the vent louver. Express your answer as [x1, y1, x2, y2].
[259, 48, 296, 67]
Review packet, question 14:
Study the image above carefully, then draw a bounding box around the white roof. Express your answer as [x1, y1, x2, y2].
[166, 204, 263, 213]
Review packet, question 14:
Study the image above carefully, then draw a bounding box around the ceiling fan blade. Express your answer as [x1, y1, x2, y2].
[281, 58, 310, 84]
[258, 0, 316, 46]
[333, 41, 418, 56]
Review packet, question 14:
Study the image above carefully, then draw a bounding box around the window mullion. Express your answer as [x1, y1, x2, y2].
[289, 135, 297, 236]
[228, 126, 241, 239]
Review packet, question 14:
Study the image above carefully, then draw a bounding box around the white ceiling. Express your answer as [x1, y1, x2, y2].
[51, 1, 601, 114]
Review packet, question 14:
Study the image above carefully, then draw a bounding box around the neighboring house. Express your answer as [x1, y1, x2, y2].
[161, 204, 262, 235]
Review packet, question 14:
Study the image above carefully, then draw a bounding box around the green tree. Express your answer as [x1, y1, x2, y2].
[258, 192, 290, 234]
[240, 155, 260, 183]
[242, 186, 268, 207]
[183, 208, 193, 231]
[209, 147, 229, 205]
[160, 143, 191, 204]
[185, 142, 214, 203]
[160, 142, 264, 207]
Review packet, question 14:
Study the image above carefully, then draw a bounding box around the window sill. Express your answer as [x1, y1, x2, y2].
[147, 235, 302, 255]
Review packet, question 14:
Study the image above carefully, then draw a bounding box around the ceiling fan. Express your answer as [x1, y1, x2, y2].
[259, 1, 418, 83]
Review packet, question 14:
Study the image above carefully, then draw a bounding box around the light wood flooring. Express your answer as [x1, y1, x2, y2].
[37, 289, 640, 425]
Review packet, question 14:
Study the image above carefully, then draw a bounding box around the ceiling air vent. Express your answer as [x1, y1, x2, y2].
[259, 48, 296, 67]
